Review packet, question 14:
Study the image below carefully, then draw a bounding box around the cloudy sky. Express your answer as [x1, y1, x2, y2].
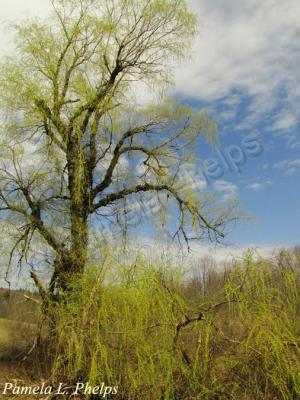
[0, 0, 299, 255]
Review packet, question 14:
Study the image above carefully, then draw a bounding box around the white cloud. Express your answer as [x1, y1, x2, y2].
[2, 0, 299, 137]
[274, 159, 300, 169]
[245, 179, 272, 191]
[213, 180, 238, 201]
[131, 239, 284, 269]
[173, 0, 300, 133]
[112, 237, 285, 269]
[285, 168, 297, 176]
[214, 180, 237, 193]
[177, 165, 207, 191]
[246, 182, 263, 191]
[270, 112, 298, 132]
[219, 109, 237, 122]
[0, 0, 50, 56]
[286, 136, 300, 150]
[189, 243, 280, 266]
[274, 158, 300, 176]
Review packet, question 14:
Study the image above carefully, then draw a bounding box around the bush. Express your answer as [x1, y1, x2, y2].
[48, 251, 300, 399]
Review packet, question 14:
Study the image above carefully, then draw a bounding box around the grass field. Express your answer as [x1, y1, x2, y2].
[0, 318, 38, 360]
[0, 318, 12, 355]
[0, 318, 44, 399]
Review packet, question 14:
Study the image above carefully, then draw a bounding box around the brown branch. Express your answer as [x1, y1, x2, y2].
[91, 124, 153, 198]
[68, 60, 123, 129]
[35, 99, 67, 140]
[30, 270, 48, 301]
[174, 312, 204, 344]
[24, 294, 41, 305]
[92, 183, 171, 211]
[0, 192, 66, 257]
[43, 118, 67, 152]
[92, 182, 224, 241]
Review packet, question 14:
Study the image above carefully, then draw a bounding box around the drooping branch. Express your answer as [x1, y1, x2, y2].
[0, 184, 66, 258]
[91, 182, 225, 242]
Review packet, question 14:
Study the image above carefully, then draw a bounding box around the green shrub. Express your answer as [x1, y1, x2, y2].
[48, 252, 300, 399]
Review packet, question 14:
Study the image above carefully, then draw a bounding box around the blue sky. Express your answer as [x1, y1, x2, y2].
[186, 91, 300, 247]
[137, 0, 300, 250]
[205, 101, 300, 247]
[172, 0, 300, 248]
[0, 0, 299, 256]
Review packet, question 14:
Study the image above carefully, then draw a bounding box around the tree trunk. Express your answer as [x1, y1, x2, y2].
[53, 218, 88, 293]
[53, 131, 90, 293]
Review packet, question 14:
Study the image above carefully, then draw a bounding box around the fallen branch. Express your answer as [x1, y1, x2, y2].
[23, 294, 42, 305]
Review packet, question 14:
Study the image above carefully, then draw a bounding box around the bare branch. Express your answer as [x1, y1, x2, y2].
[30, 270, 48, 301]
[91, 124, 153, 197]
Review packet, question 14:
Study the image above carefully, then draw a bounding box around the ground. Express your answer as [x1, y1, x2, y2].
[0, 318, 47, 399]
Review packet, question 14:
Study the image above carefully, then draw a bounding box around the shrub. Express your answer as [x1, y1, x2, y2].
[48, 251, 300, 399]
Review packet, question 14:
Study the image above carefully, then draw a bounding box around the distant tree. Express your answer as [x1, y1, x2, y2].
[0, 0, 233, 299]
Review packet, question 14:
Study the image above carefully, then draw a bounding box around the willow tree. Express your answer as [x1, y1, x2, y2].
[0, 0, 231, 298]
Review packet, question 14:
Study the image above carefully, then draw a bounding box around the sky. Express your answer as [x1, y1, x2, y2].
[178, 0, 300, 249]
[0, 0, 299, 260]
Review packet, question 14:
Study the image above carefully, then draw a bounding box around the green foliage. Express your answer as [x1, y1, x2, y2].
[51, 259, 188, 399]
[223, 255, 300, 399]
[49, 252, 300, 399]
[0, 0, 231, 289]
[0, 0, 197, 116]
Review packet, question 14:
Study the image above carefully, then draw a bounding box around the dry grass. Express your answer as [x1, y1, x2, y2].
[0, 318, 38, 360]
[0, 318, 49, 399]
